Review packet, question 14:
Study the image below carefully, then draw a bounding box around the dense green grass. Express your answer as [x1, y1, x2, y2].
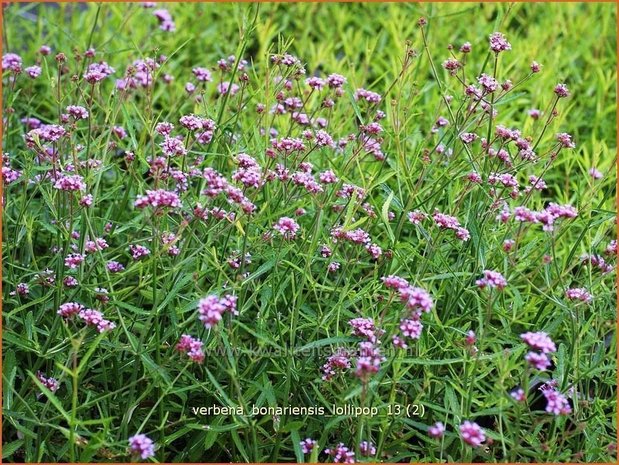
[2, 2, 617, 463]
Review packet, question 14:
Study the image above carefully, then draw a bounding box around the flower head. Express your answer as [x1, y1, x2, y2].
[324, 443, 356, 463]
[54, 174, 86, 192]
[273, 217, 300, 239]
[428, 421, 446, 438]
[525, 351, 551, 371]
[198, 294, 237, 328]
[554, 83, 570, 98]
[300, 438, 318, 454]
[520, 331, 556, 353]
[459, 420, 485, 447]
[128, 434, 155, 460]
[176, 334, 205, 363]
[543, 388, 572, 415]
[489, 32, 511, 53]
[135, 189, 182, 209]
[476, 270, 507, 290]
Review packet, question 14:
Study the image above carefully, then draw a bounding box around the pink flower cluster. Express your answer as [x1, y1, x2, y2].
[542, 388, 572, 416]
[83, 61, 115, 83]
[321, 349, 351, 381]
[330, 226, 382, 260]
[459, 420, 486, 447]
[581, 254, 614, 274]
[197, 294, 238, 328]
[300, 438, 318, 454]
[26, 124, 66, 143]
[64, 253, 85, 269]
[476, 270, 508, 290]
[201, 167, 256, 215]
[78, 308, 116, 332]
[153, 8, 175, 31]
[2, 165, 22, 185]
[176, 334, 205, 363]
[432, 211, 470, 241]
[116, 58, 161, 90]
[2, 52, 22, 73]
[85, 237, 109, 253]
[11, 282, 30, 296]
[398, 283, 434, 313]
[489, 32, 511, 53]
[135, 189, 182, 210]
[160, 135, 187, 157]
[36, 371, 60, 392]
[57, 302, 115, 332]
[58, 302, 84, 318]
[510, 203, 578, 232]
[565, 287, 592, 303]
[54, 174, 86, 192]
[428, 421, 446, 438]
[273, 217, 300, 239]
[130, 244, 151, 260]
[510, 387, 525, 402]
[359, 441, 376, 457]
[355, 341, 385, 381]
[348, 318, 384, 343]
[521, 331, 556, 371]
[354, 88, 381, 103]
[381, 275, 434, 345]
[324, 443, 356, 463]
[66, 105, 89, 120]
[128, 433, 155, 459]
[232, 153, 263, 188]
[520, 331, 556, 353]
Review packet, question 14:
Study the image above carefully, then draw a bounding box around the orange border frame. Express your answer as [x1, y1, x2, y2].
[0, 1, 616, 464]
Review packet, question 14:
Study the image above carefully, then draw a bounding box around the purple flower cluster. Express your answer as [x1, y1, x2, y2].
[135, 189, 182, 210]
[128, 433, 155, 460]
[58, 302, 84, 318]
[324, 443, 356, 463]
[354, 88, 381, 104]
[197, 294, 238, 328]
[130, 244, 151, 260]
[428, 421, 446, 438]
[321, 349, 351, 381]
[565, 287, 592, 303]
[459, 420, 486, 447]
[78, 308, 116, 332]
[64, 253, 85, 269]
[432, 211, 470, 241]
[348, 318, 384, 343]
[83, 61, 115, 83]
[153, 8, 175, 31]
[300, 438, 318, 454]
[176, 334, 205, 363]
[354, 341, 385, 381]
[489, 32, 511, 53]
[542, 388, 572, 416]
[57, 302, 115, 332]
[2, 52, 22, 73]
[273, 217, 300, 240]
[380, 275, 435, 345]
[508, 203, 578, 232]
[36, 371, 60, 392]
[359, 441, 376, 457]
[521, 331, 556, 371]
[54, 174, 86, 192]
[476, 270, 508, 290]
[330, 226, 382, 260]
[581, 254, 614, 274]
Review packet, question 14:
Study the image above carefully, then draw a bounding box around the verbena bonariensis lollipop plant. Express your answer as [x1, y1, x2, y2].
[2, 2, 616, 463]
